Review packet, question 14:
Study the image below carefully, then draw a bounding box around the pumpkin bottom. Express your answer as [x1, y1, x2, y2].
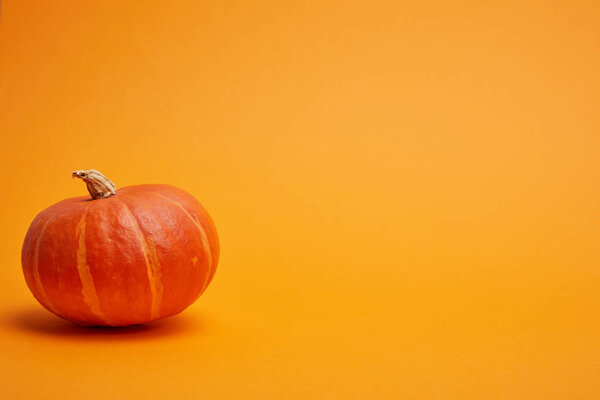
[32, 284, 204, 327]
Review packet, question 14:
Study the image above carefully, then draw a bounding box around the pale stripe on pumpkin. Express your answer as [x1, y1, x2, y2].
[75, 205, 110, 324]
[149, 191, 214, 295]
[32, 218, 59, 314]
[119, 200, 164, 320]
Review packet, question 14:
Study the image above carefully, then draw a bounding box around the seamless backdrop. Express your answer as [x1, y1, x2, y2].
[0, 1, 599, 399]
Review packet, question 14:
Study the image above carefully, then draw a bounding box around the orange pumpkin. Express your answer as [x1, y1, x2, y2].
[21, 170, 219, 327]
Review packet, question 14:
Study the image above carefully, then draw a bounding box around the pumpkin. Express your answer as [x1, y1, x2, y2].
[21, 170, 219, 327]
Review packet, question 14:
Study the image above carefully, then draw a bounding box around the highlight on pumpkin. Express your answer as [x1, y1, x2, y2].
[21, 170, 219, 327]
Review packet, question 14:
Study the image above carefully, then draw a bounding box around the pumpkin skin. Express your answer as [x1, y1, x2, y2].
[21, 184, 219, 327]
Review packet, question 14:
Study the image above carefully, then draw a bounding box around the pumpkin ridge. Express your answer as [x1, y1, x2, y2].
[32, 217, 59, 314]
[148, 191, 213, 297]
[75, 203, 110, 325]
[118, 199, 164, 320]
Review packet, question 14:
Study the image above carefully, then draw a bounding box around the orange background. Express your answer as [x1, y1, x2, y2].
[1, 0, 599, 398]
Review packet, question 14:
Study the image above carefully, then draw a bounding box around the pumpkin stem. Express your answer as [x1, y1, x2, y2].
[72, 169, 117, 199]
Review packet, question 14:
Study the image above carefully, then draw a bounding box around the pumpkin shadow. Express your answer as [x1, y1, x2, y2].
[6, 307, 204, 341]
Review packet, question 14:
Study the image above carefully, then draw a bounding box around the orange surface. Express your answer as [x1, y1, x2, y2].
[1, 1, 599, 398]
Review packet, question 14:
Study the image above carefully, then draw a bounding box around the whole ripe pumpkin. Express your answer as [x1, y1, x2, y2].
[21, 170, 219, 327]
